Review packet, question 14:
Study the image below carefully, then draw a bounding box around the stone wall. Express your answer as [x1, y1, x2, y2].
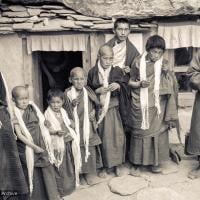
[0, 34, 24, 93]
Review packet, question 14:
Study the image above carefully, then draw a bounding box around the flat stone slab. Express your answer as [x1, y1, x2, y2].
[108, 175, 148, 196]
[137, 187, 184, 200]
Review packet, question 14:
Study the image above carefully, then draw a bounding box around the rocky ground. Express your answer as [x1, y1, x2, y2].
[64, 160, 200, 200]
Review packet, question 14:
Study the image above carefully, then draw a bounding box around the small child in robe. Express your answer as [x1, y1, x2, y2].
[44, 88, 80, 197]
[64, 67, 102, 185]
[12, 86, 60, 200]
[0, 73, 29, 200]
[87, 45, 126, 177]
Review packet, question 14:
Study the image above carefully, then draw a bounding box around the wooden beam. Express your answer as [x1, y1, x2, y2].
[82, 35, 91, 74]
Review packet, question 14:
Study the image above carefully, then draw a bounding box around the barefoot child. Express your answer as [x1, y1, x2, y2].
[0, 73, 28, 200]
[12, 86, 60, 200]
[64, 67, 102, 185]
[44, 88, 81, 196]
[128, 35, 178, 175]
[87, 45, 126, 177]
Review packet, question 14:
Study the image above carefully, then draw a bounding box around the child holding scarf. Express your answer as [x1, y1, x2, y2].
[44, 88, 79, 197]
[128, 35, 178, 175]
[64, 67, 102, 185]
[87, 45, 126, 177]
[12, 86, 60, 200]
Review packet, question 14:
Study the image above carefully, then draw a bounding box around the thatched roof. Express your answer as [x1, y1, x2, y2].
[5, 0, 200, 19]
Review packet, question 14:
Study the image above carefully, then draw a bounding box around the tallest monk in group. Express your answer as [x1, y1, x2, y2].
[106, 18, 139, 83]
[106, 18, 140, 158]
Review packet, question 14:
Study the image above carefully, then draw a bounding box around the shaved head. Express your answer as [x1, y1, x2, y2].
[69, 67, 86, 78]
[12, 86, 28, 100]
[98, 45, 114, 58]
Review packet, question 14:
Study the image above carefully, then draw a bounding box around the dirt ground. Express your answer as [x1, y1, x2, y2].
[64, 160, 200, 200]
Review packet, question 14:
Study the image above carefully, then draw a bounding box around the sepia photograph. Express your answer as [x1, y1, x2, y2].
[0, 0, 200, 199]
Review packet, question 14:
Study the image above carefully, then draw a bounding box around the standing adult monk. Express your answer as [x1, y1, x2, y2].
[106, 18, 140, 83]
[186, 49, 200, 179]
[106, 18, 140, 159]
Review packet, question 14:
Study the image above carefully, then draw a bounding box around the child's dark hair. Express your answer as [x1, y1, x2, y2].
[145, 35, 166, 52]
[114, 18, 130, 30]
[47, 88, 64, 102]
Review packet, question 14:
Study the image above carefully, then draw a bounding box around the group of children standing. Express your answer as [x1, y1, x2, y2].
[2, 17, 198, 200]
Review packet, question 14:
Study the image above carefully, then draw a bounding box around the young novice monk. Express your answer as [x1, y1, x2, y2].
[44, 88, 80, 196]
[87, 45, 126, 177]
[12, 86, 60, 200]
[64, 67, 102, 185]
[128, 35, 178, 175]
[0, 73, 28, 200]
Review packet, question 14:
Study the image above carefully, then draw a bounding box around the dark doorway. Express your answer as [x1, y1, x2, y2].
[39, 51, 82, 109]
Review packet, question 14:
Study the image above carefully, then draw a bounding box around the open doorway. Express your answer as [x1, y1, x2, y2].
[39, 51, 82, 109]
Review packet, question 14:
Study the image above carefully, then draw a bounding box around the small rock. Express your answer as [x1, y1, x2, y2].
[69, 14, 103, 21]
[27, 8, 41, 16]
[39, 12, 56, 17]
[42, 5, 65, 10]
[2, 11, 30, 18]
[8, 5, 27, 12]
[51, 9, 76, 14]
[75, 21, 94, 27]
[137, 187, 184, 200]
[13, 22, 33, 30]
[91, 23, 114, 29]
[0, 17, 13, 24]
[108, 175, 148, 196]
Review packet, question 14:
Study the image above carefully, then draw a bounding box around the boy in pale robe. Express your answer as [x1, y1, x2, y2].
[12, 86, 60, 200]
[64, 67, 102, 185]
[44, 88, 78, 197]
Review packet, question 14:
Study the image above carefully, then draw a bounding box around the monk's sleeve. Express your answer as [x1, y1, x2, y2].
[130, 58, 139, 81]
[63, 92, 74, 121]
[187, 49, 200, 91]
[87, 69, 95, 90]
[164, 71, 178, 122]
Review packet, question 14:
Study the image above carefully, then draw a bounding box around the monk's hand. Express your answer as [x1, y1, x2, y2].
[168, 121, 176, 129]
[44, 120, 51, 128]
[162, 64, 168, 76]
[95, 87, 109, 94]
[108, 83, 120, 91]
[123, 66, 131, 74]
[140, 80, 150, 88]
[70, 120, 75, 129]
[57, 130, 65, 136]
[34, 146, 44, 154]
[89, 109, 96, 121]
[71, 98, 78, 107]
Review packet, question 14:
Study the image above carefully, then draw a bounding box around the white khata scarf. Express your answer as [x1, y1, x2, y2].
[113, 40, 126, 68]
[13, 101, 55, 195]
[140, 52, 163, 130]
[44, 107, 81, 186]
[97, 61, 111, 125]
[67, 86, 90, 163]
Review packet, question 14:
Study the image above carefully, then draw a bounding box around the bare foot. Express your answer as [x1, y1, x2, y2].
[84, 174, 102, 186]
[151, 165, 162, 174]
[80, 175, 87, 185]
[130, 166, 142, 177]
[115, 166, 122, 177]
[188, 166, 200, 179]
[98, 169, 107, 178]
